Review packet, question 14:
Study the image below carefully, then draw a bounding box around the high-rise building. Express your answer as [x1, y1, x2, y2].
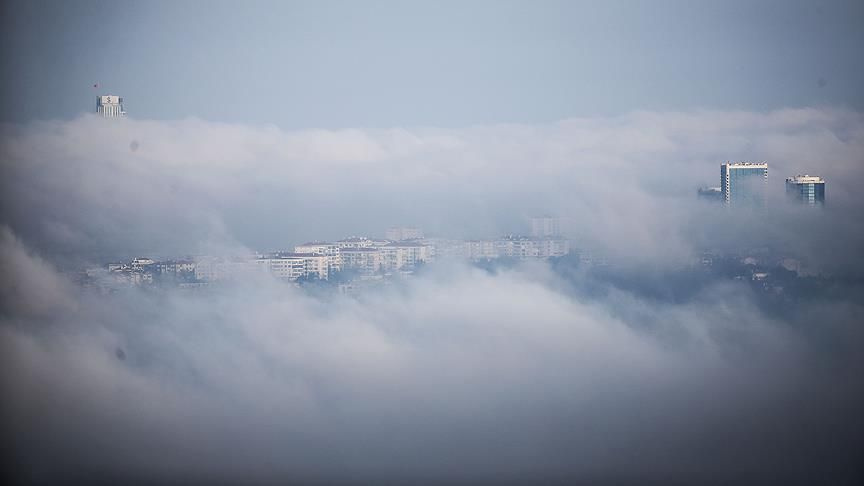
[96, 95, 126, 118]
[721, 162, 768, 205]
[530, 216, 560, 238]
[785, 175, 825, 206]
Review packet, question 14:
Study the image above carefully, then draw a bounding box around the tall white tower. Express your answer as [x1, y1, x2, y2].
[96, 95, 126, 118]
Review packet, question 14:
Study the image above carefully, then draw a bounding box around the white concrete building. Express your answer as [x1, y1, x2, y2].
[294, 242, 342, 273]
[379, 242, 432, 271]
[463, 236, 569, 260]
[300, 254, 329, 280]
[257, 252, 330, 280]
[496, 236, 540, 258]
[96, 95, 126, 118]
[256, 256, 306, 280]
[340, 247, 382, 274]
[336, 237, 375, 249]
[464, 240, 499, 259]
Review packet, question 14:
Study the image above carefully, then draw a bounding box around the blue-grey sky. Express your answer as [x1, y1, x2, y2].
[2, 0, 863, 127]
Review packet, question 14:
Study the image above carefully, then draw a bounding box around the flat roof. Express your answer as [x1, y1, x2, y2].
[723, 161, 768, 168]
[786, 175, 824, 183]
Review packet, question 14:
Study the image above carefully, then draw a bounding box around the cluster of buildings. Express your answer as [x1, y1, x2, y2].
[86, 257, 195, 287]
[698, 162, 825, 206]
[89, 220, 571, 289]
[253, 237, 433, 281]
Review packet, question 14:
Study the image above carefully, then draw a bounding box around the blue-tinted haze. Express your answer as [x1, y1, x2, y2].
[2, 0, 863, 126]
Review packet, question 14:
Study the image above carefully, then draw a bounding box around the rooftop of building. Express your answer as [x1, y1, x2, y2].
[272, 252, 328, 259]
[723, 161, 768, 168]
[786, 175, 824, 183]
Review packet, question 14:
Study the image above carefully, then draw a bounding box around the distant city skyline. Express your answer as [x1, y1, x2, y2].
[3, 2, 864, 484]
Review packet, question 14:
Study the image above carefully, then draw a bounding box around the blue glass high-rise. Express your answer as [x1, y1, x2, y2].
[785, 175, 825, 206]
[721, 162, 768, 206]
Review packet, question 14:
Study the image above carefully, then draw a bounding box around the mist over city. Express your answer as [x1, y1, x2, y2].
[2, 1, 863, 485]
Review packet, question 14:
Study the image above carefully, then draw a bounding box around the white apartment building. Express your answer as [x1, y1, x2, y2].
[497, 236, 540, 258]
[294, 242, 342, 273]
[340, 247, 383, 274]
[378, 242, 432, 271]
[463, 236, 569, 260]
[260, 253, 330, 280]
[464, 240, 499, 259]
[96, 95, 126, 118]
[256, 256, 306, 280]
[300, 254, 329, 280]
[497, 236, 570, 259]
[335, 237, 375, 249]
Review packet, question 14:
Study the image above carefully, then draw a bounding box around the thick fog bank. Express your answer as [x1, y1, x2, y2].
[2, 230, 862, 484]
[2, 108, 863, 272]
[2, 108, 863, 483]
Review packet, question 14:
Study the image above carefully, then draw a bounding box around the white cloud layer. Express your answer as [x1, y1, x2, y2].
[2, 108, 863, 269]
[1, 236, 861, 483]
[2, 108, 863, 483]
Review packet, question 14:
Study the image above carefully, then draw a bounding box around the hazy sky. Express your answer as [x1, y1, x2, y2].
[3, 2, 864, 484]
[2, 0, 863, 127]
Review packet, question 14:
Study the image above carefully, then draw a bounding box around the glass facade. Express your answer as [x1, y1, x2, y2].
[786, 178, 825, 206]
[721, 163, 768, 206]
